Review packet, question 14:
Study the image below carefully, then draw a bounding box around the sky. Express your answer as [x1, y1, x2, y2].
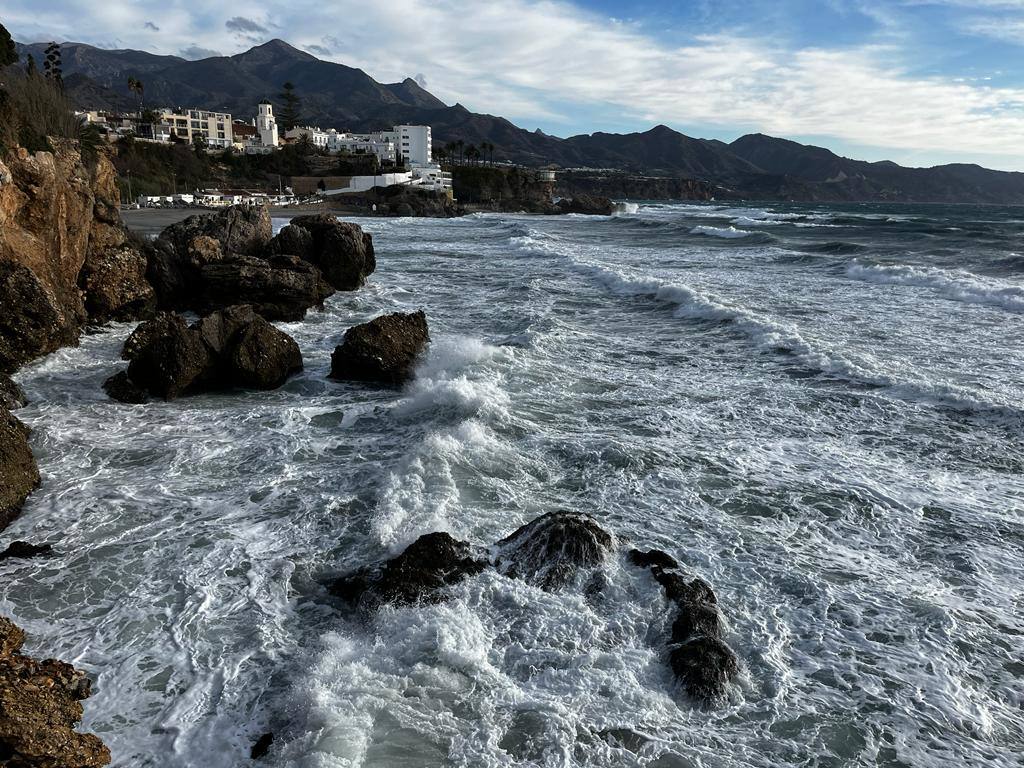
[4, 0, 1024, 170]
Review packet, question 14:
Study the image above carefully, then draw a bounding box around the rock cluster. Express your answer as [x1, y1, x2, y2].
[0, 616, 110, 767]
[0, 143, 155, 373]
[104, 305, 302, 402]
[329, 311, 430, 386]
[145, 207, 375, 321]
[330, 513, 741, 704]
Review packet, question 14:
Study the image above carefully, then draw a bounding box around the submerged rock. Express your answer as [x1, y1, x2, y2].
[271, 214, 376, 290]
[329, 311, 429, 386]
[494, 511, 614, 590]
[106, 306, 302, 402]
[0, 616, 111, 767]
[0, 374, 27, 410]
[250, 732, 274, 760]
[0, 541, 53, 561]
[330, 532, 487, 609]
[0, 409, 40, 532]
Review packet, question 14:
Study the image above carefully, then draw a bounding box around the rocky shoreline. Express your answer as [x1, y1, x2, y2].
[1, 139, 745, 764]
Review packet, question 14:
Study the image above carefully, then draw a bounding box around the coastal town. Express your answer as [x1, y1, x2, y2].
[77, 101, 453, 208]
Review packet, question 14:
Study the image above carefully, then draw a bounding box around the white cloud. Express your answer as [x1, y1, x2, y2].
[4, 0, 1024, 168]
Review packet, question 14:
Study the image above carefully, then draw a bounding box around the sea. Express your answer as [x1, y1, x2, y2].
[2, 201, 1023, 767]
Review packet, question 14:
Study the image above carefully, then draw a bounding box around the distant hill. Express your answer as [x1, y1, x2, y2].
[12, 38, 1024, 203]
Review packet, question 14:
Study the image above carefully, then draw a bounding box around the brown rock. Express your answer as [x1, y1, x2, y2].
[273, 214, 375, 290]
[0, 408, 39, 532]
[0, 616, 111, 767]
[125, 316, 212, 400]
[196, 254, 333, 321]
[329, 311, 429, 386]
[227, 317, 303, 390]
[1, 374, 27, 410]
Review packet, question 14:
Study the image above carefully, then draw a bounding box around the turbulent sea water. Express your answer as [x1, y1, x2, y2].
[3, 201, 1024, 767]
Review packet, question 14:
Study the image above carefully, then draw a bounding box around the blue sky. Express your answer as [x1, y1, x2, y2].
[4, 0, 1024, 170]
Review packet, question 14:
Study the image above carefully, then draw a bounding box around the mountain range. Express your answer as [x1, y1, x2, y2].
[13, 38, 1024, 204]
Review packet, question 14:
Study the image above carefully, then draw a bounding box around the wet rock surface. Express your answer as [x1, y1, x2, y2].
[329, 310, 430, 386]
[330, 532, 488, 610]
[556, 194, 616, 215]
[105, 306, 302, 402]
[0, 374, 27, 410]
[0, 616, 110, 767]
[495, 511, 615, 590]
[0, 408, 40, 532]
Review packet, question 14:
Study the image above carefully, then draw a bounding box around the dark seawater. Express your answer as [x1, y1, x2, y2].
[2, 201, 1023, 767]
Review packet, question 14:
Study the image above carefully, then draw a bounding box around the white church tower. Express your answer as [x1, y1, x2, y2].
[256, 100, 279, 148]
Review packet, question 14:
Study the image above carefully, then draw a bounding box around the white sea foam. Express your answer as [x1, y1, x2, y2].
[846, 261, 1024, 313]
[613, 202, 640, 216]
[691, 225, 753, 239]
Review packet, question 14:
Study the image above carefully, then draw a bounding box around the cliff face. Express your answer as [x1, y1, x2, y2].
[0, 141, 154, 373]
[452, 166, 555, 211]
[556, 172, 715, 202]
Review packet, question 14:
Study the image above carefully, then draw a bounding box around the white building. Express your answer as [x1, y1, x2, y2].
[388, 125, 432, 165]
[284, 125, 330, 149]
[256, 101, 279, 149]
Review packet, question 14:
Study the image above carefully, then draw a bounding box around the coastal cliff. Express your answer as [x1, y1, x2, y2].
[0, 141, 154, 374]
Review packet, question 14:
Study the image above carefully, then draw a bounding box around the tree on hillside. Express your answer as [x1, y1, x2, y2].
[127, 76, 145, 111]
[0, 22, 17, 68]
[481, 141, 495, 165]
[465, 144, 480, 165]
[25, 54, 36, 76]
[277, 81, 301, 132]
[43, 42, 62, 88]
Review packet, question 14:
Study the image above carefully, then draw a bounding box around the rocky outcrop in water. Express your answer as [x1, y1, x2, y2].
[104, 305, 302, 402]
[268, 214, 376, 290]
[329, 311, 429, 386]
[0, 408, 39, 532]
[0, 541, 53, 561]
[494, 511, 614, 589]
[0, 616, 110, 767]
[628, 547, 740, 702]
[331, 514, 741, 704]
[0, 142, 155, 373]
[555, 195, 615, 216]
[146, 207, 375, 321]
[0, 374, 27, 410]
[330, 532, 488, 610]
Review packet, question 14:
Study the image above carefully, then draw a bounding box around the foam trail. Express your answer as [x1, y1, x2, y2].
[691, 225, 752, 239]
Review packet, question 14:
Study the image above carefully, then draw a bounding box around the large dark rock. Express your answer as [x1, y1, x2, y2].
[107, 306, 303, 402]
[196, 254, 333, 322]
[1, 374, 27, 410]
[0, 616, 111, 767]
[330, 532, 487, 610]
[556, 195, 615, 216]
[0, 409, 40, 532]
[125, 314, 212, 400]
[0, 541, 53, 561]
[226, 317, 303, 390]
[669, 637, 740, 703]
[145, 206, 316, 316]
[329, 311, 429, 386]
[276, 214, 375, 290]
[494, 511, 614, 590]
[0, 260, 73, 375]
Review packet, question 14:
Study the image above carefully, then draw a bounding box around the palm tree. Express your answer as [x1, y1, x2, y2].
[484, 142, 496, 165]
[434, 146, 448, 164]
[466, 144, 480, 165]
[455, 139, 465, 165]
[127, 76, 145, 112]
[445, 141, 457, 165]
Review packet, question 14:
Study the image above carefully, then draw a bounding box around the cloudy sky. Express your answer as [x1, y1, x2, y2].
[4, 0, 1024, 170]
